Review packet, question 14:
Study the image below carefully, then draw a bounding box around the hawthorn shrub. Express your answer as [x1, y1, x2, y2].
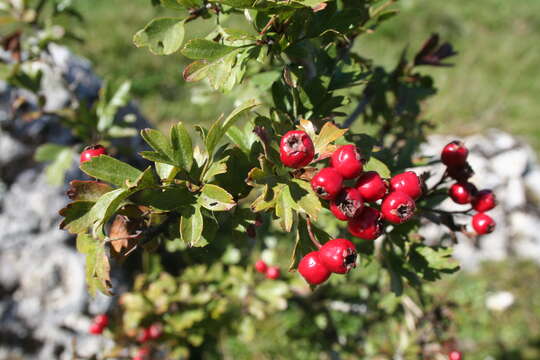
[1, 0, 503, 358]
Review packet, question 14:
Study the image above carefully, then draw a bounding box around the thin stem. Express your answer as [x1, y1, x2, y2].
[418, 206, 472, 215]
[306, 216, 322, 249]
[259, 15, 276, 35]
[426, 171, 447, 195]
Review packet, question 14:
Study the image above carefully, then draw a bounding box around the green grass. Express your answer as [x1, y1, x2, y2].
[69, 0, 540, 150]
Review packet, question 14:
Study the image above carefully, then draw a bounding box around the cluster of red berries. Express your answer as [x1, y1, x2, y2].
[280, 130, 422, 242]
[136, 323, 163, 343]
[298, 238, 357, 285]
[80, 144, 107, 164]
[89, 314, 109, 335]
[442, 141, 497, 235]
[255, 260, 281, 279]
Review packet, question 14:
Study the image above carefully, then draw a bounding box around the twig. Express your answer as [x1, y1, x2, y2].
[418, 206, 472, 215]
[306, 216, 322, 249]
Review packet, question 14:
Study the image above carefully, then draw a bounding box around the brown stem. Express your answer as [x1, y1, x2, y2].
[259, 15, 276, 35]
[306, 216, 322, 249]
[426, 171, 448, 195]
[418, 206, 472, 215]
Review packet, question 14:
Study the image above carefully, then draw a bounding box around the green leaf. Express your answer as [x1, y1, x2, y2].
[76, 233, 112, 296]
[139, 151, 176, 165]
[180, 205, 204, 247]
[89, 188, 131, 228]
[313, 121, 348, 156]
[97, 81, 131, 132]
[80, 155, 142, 188]
[181, 39, 239, 61]
[133, 17, 185, 55]
[198, 184, 236, 211]
[170, 122, 193, 171]
[44, 147, 74, 186]
[59, 201, 95, 234]
[202, 156, 228, 182]
[35, 143, 69, 161]
[141, 128, 175, 160]
[289, 179, 321, 220]
[155, 162, 178, 180]
[363, 155, 391, 178]
[67, 180, 113, 202]
[165, 310, 205, 332]
[135, 186, 195, 211]
[275, 185, 296, 232]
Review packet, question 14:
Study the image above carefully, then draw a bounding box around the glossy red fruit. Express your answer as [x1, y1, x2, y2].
[447, 162, 474, 181]
[449, 350, 462, 360]
[311, 167, 343, 200]
[331, 144, 363, 179]
[319, 238, 357, 274]
[148, 323, 162, 340]
[441, 140, 468, 167]
[449, 182, 477, 204]
[355, 171, 387, 202]
[329, 187, 364, 221]
[93, 314, 109, 328]
[80, 144, 107, 164]
[472, 189, 496, 212]
[266, 266, 281, 280]
[279, 130, 315, 169]
[381, 191, 416, 224]
[390, 171, 423, 200]
[298, 251, 332, 285]
[255, 260, 268, 273]
[472, 212, 495, 235]
[89, 322, 103, 335]
[137, 327, 152, 343]
[135, 347, 151, 358]
[348, 207, 383, 240]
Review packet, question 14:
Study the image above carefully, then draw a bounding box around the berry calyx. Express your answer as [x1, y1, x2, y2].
[330, 144, 363, 179]
[449, 182, 477, 204]
[311, 167, 343, 200]
[348, 207, 384, 240]
[255, 260, 268, 273]
[80, 144, 107, 164]
[266, 266, 281, 280]
[472, 212, 495, 235]
[318, 238, 357, 274]
[279, 130, 315, 169]
[355, 171, 387, 202]
[329, 187, 364, 221]
[441, 140, 468, 167]
[449, 350, 462, 360]
[93, 314, 109, 328]
[148, 323, 163, 340]
[381, 191, 416, 224]
[389, 171, 423, 200]
[298, 251, 331, 285]
[89, 322, 103, 335]
[472, 189, 496, 212]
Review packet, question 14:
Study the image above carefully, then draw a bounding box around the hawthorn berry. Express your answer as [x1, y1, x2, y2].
[148, 323, 163, 340]
[449, 350, 463, 360]
[255, 260, 267, 274]
[441, 140, 468, 167]
[348, 207, 383, 240]
[449, 182, 477, 204]
[137, 328, 152, 343]
[319, 238, 357, 274]
[298, 251, 331, 285]
[381, 191, 416, 224]
[472, 189, 496, 212]
[472, 212, 495, 235]
[80, 144, 107, 164]
[89, 322, 103, 335]
[447, 162, 474, 181]
[311, 167, 343, 200]
[279, 130, 315, 169]
[93, 314, 109, 328]
[266, 266, 281, 280]
[390, 171, 423, 200]
[331, 144, 363, 179]
[355, 171, 387, 202]
[329, 187, 364, 221]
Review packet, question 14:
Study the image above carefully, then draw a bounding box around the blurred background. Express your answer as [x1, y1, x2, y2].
[2, 0, 540, 358]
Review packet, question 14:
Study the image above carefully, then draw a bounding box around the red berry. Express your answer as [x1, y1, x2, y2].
[355, 171, 387, 202]
[148, 323, 162, 340]
[93, 314, 109, 328]
[311, 167, 343, 200]
[137, 328, 151, 343]
[279, 130, 315, 169]
[80, 144, 107, 164]
[381, 191, 416, 224]
[348, 207, 383, 240]
[89, 322, 103, 335]
[298, 251, 331, 285]
[136, 347, 151, 357]
[330, 144, 363, 179]
[449, 350, 462, 360]
[449, 182, 477, 204]
[133, 356, 145, 360]
[441, 140, 468, 167]
[447, 162, 474, 181]
[389, 171, 423, 200]
[329, 187, 364, 221]
[472, 189, 496, 212]
[255, 260, 267, 273]
[265, 266, 281, 280]
[472, 213, 495, 235]
[318, 238, 357, 274]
